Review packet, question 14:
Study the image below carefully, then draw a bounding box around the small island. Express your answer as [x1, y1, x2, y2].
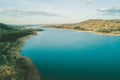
[46, 19, 120, 36]
[0, 23, 41, 80]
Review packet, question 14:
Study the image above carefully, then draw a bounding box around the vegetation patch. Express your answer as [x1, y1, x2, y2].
[96, 28, 120, 33]
[74, 26, 85, 30]
[0, 23, 40, 80]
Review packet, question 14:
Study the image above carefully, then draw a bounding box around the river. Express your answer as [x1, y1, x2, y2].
[21, 28, 120, 80]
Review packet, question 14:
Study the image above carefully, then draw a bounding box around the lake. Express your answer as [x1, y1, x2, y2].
[21, 28, 120, 80]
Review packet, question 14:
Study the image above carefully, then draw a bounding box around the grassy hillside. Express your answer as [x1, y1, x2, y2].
[47, 19, 120, 34]
[0, 23, 40, 80]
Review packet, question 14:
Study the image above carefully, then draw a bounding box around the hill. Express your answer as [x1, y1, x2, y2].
[46, 19, 120, 35]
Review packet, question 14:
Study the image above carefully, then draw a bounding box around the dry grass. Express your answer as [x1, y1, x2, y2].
[46, 19, 120, 35]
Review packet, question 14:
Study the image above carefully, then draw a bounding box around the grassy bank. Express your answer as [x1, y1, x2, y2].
[0, 23, 40, 80]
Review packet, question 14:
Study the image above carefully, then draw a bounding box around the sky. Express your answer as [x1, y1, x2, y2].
[0, 0, 120, 24]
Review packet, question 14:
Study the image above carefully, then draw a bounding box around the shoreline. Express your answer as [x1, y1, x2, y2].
[16, 35, 41, 80]
[46, 27, 120, 36]
[0, 35, 40, 80]
[0, 23, 41, 80]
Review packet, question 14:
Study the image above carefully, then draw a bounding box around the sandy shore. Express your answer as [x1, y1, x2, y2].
[47, 27, 120, 36]
[74, 30, 120, 36]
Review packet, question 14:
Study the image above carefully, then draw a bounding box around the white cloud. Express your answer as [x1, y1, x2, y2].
[0, 7, 61, 17]
[99, 8, 108, 11]
[0, 0, 57, 13]
[64, 0, 95, 4]
[0, 8, 2, 11]
[98, 7, 120, 16]
[84, 0, 95, 4]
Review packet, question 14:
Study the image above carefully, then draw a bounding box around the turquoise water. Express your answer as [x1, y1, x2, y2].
[21, 28, 120, 80]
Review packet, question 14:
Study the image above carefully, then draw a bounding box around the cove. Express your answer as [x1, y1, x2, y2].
[21, 28, 120, 80]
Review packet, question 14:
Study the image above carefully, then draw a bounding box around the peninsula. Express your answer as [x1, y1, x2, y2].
[0, 23, 41, 80]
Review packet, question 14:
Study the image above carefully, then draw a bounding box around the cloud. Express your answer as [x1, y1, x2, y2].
[0, 8, 2, 11]
[84, 0, 95, 4]
[98, 7, 120, 16]
[0, 7, 60, 17]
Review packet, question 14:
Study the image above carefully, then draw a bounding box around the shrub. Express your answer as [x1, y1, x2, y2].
[96, 29, 111, 33]
[96, 28, 120, 33]
[74, 26, 85, 30]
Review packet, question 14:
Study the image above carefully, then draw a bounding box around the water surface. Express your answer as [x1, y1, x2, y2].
[22, 28, 120, 80]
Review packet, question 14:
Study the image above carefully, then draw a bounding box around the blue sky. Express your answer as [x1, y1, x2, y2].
[0, 0, 120, 24]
